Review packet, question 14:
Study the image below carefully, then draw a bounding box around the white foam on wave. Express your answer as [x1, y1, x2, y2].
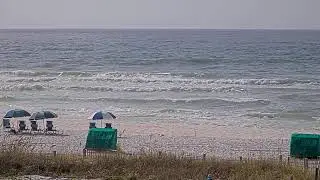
[6, 77, 57, 83]
[214, 78, 316, 85]
[63, 86, 246, 93]
[0, 95, 16, 101]
[85, 73, 319, 86]
[0, 70, 56, 77]
[156, 108, 203, 114]
[0, 83, 245, 93]
[245, 111, 318, 121]
[245, 113, 278, 119]
[0, 70, 94, 77]
[72, 97, 271, 106]
[0, 84, 46, 91]
[1, 70, 318, 86]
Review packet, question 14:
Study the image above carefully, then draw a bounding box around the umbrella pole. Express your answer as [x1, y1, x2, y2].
[14, 118, 16, 132]
[101, 120, 102, 128]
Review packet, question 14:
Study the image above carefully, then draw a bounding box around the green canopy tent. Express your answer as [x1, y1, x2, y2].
[290, 133, 320, 158]
[85, 128, 117, 151]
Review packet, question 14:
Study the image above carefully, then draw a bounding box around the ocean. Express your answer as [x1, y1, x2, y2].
[0, 29, 320, 138]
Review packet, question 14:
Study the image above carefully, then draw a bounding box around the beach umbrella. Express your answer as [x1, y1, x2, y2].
[88, 111, 116, 120]
[29, 111, 58, 120]
[88, 111, 116, 127]
[4, 109, 31, 132]
[4, 109, 31, 118]
[29, 111, 58, 130]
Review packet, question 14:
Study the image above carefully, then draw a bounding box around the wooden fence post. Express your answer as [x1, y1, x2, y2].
[279, 155, 283, 163]
[315, 167, 319, 180]
[202, 153, 206, 161]
[304, 158, 309, 169]
[53, 151, 56, 157]
[83, 149, 87, 157]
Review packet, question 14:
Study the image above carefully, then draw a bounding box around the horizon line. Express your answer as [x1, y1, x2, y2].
[1, 27, 320, 31]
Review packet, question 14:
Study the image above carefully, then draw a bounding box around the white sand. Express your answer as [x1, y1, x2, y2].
[0, 120, 296, 159]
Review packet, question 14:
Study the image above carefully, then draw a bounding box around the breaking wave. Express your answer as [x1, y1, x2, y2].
[0, 95, 16, 102]
[1, 71, 318, 86]
[0, 70, 93, 77]
[245, 113, 278, 119]
[6, 77, 57, 83]
[0, 70, 58, 77]
[155, 108, 206, 114]
[0, 83, 245, 93]
[213, 79, 318, 85]
[88, 75, 319, 86]
[74, 97, 271, 106]
[0, 84, 45, 91]
[65, 86, 246, 93]
[245, 112, 318, 121]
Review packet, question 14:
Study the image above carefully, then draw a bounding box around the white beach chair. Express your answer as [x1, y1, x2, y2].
[45, 120, 57, 134]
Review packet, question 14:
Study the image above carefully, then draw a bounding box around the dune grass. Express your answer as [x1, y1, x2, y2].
[0, 137, 313, 180]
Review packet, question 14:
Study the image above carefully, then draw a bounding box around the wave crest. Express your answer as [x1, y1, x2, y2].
[6, 77, 56, 83]
[0, 84, 45, 91]
[64, 86, 246, 93]
[74, 97, 270, 106]
[0, 95, 16, 101]
[1, 71, 318, 86]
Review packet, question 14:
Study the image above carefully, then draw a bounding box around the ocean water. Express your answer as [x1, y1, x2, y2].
[0, 29, 320, 135]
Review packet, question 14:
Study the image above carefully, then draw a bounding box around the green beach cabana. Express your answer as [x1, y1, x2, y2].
[85, 128, 117, 151]
[290, 133, 320, 158]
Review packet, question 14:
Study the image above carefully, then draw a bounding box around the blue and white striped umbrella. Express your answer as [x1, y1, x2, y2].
[29, 111, 58, 120]
[4, 109, 31, 118]
[88, 111, 116, 120]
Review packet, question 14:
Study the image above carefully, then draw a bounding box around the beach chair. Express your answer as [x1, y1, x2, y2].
[89, 122, 96, 129]
[105, 123, 112, 128]
[30, 120, 39, 132]
[18, 120, 28, 132]
[2, 119, 11, 130]
[45, 121, 57, 134]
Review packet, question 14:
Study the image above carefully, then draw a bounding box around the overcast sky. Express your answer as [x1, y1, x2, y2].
[1, 0, 320, 29]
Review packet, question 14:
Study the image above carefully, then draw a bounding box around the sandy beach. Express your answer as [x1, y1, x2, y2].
[1, 120, 297, 159]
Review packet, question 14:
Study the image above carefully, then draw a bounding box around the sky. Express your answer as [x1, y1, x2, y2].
[0, 0, 320, 29]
